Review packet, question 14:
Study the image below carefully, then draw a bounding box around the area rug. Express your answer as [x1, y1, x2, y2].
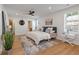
[20, 36, 57, 55]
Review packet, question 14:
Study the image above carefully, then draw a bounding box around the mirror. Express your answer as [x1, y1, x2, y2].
[19, 20, 25, 25]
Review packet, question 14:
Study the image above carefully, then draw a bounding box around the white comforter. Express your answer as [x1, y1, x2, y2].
[26, 31, 51, 45]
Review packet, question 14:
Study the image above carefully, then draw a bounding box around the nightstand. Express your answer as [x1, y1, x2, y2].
[50, 32, 57, 39]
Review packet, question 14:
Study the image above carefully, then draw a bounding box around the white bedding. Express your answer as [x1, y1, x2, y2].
[26, 31, 51, 45]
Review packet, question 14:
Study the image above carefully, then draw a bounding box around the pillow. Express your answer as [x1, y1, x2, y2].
[42, 27, 48, 32]
[49, 28, 53, 33]
[45, 28, 50, 33]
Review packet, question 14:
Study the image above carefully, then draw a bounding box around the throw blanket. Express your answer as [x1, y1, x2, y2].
[26, 31, 51, 45]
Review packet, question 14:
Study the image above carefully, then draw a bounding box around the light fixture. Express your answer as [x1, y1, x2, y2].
[8, 25, 12, 29]
[16, 13, 19, 15]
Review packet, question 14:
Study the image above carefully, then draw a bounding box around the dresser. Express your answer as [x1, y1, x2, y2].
[50, 32, 57, 39]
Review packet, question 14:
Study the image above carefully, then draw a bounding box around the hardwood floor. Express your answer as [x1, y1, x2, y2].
[37, 40, 79, 55]
[9, 36, 25, 55]
[10, 36, 79, 55]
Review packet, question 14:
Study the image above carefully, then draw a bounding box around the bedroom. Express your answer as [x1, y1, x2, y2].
[0, 4, 79, 55]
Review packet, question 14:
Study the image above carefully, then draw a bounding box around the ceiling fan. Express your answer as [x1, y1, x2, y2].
[16, 10, 35, 16]
[21, 10, 35, 16]
[28, 10, 35, 16]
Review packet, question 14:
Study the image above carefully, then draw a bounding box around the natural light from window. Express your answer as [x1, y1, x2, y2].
[64, 11, 79, 34]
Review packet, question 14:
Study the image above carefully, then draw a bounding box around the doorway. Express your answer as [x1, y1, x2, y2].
[28, 21, 32, 31]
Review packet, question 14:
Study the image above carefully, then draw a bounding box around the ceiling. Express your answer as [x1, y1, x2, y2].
[3, 4, 76, 17]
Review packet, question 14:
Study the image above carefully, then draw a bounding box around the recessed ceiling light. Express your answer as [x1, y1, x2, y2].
[16, 13, 19, 15]
[48, 6, 52, 10]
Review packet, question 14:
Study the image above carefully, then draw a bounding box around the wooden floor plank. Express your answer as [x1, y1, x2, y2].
[37, 41, 79, 55]
[10, 36, 79, 55]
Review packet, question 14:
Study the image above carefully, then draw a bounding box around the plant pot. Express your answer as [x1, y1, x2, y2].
[5, 47, 12, 51]
[1, 49, 12, 55]
[3, 31, 13, 52]
[1, 49, 8, 55]
[7, 49, 12, 55]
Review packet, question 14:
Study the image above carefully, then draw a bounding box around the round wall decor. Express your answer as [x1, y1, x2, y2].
[19, 20, 25, 25]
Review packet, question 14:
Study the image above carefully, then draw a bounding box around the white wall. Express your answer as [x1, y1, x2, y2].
[13, 17, 28, 35]
[0, 4, 2, 52]
[0, 5, 3, 37]
[53, 5, 79, 40]
[38, 17, 45, 28]
[0, 5, 9, 36]
[38, 16, 54, 29]
[2, 5, 9, 31]
[12, 16, 41, 35]
[0, 4, 9, 37]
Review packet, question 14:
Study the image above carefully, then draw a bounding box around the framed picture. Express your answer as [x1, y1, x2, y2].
[45, 19, 53, 25]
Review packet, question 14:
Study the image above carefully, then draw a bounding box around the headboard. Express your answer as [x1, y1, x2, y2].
[42, 26, 57, 33]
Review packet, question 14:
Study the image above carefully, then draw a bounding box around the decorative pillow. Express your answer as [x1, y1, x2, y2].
[42, 27, 48, 32]
[45, 28, 50, 33]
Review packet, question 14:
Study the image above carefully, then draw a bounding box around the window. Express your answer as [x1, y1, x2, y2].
[64, 11, 79, 34]
[32, 19, 38, 30]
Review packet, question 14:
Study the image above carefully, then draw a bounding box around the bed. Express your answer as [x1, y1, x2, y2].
[26, 31, 51, 45]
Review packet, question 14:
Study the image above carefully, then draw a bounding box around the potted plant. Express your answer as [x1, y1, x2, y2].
[4, 31, 13, 50]
[2, 31, 13, 54]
